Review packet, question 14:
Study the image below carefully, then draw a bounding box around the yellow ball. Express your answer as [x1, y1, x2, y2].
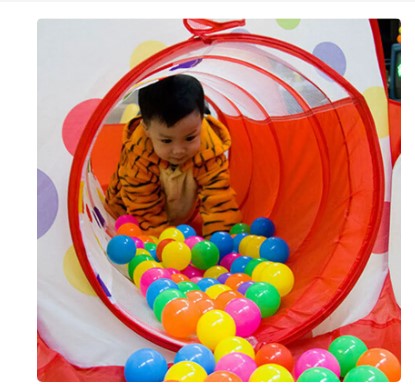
[135, 248, 151, 257]
[259, 262, 295, 297]
[205, 284, 232, 299]
[243, 235, 266, 258]
[214, 336, 255, 362]
[249, 364, 294, 382]
[164, 361, 207, 382]
[203, 265, 229, 279]
[132, 260, 160, 287]
[159, 227, 185, 242]
[196, 310, 236, 350]
[251, 261, 274, 281]
[161, 241, 191, 270]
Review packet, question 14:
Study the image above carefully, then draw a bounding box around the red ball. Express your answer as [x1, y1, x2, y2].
[255, 343, 294, 372]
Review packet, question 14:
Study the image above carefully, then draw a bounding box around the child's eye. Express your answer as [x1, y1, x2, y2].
[161, 139, 172, 144]
[186, 135, 196, 142]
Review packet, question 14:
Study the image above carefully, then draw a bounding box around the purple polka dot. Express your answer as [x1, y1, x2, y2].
[37, 169, 59, 238]
[312, 42, 347, 80]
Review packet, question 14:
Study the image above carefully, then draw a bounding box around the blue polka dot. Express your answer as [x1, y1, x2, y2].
[313, 42, 347, 80]
[37, 169, 59, 238]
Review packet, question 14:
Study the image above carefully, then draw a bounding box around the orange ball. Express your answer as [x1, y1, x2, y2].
[215, 290, 243, 310]
[255, 343, 294, 372]
[161, 298, 201, 339]
[156, 238, 174, 260]
[225, 273, 252, 290]
[205, 370, 242, 382]
[116, 222, 142, 237]
[170, 273, 190, 283]
[356, 348, 401, 382]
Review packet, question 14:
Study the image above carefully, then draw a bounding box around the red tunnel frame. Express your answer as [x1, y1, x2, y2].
[68, 28, 385, 352]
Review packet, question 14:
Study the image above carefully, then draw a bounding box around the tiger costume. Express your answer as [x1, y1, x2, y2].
[105, 114, 242, 237]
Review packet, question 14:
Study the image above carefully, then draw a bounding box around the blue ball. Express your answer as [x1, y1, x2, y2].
[210, 231, 234, 259]
[259, 237, 290, 263]
[233, 232, 248, 252]
[124, 348, 168, 382]
[146, 278, 178, 309]
[174, 343, 216, 374]
[176, 224, 197, 239]
[197, 277, 220, 292]
[230, 255, 252, 273]
[106, 235, 136, 264]
[250, 217, 276, 237]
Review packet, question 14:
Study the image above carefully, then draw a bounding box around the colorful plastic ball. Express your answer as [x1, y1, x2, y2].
[215, 290, 243, 310]
[215, 352, 257, 382]
[197, 277, 220, 292]
[139, 267, 171, 296]
[186, 290, 216, 314]
[156, 238, 174, 260]
[241, 235, 267, 258]
[128, 254, 154, 279]
[245, 282, 281, 318]
[132, 260, 160, 288]
[174, 343, 216, 374]
[214, 336, 255, 362]
[145, 278, 178, 309]
[177, 280, 199, 294]
[204, 370, 242, 382]
[219, 252, 240, 270]
[170, 272, 190, 283]
[232, 233, 248, 252]
[117, 222, 142, 238]
[203, 265, 229, 279]
[296, 367, 340, 382]
[230, 256, 252, 274]
[115, 214, 139, 231]
[249, 363, 294, 382]
[107, 235, 136, 264]
[224, 297, 262, 337]
[230, 222, 250, 235]
[210, 231, 234, 259]
[161, 298, 201, 339]
[217, 272, 232, 284]
[293, 348, 341, 380]
[237, 280, 255, 295]
[259, 236, 290, 263]
[205, 283, 232, 299]
[255, 343, 294, 371]
[196, 309, 236, 350]
[184, 235, 204, 249]
[131, 236, 144, 249]
[244, 257, 265, 276]
[225, 273, 251, 290]
[356, 347, 401, 382]
[181, 264, 204, 279]
[328, 335, 368, 377]
[135, 247, 151, 257]
[159, 227, 185, 242]
[176, 224, 197, 239]
[250, 217, 276, 237]
[259, 262, 295, 297]
[343, 365, 389, 382]
[124, 348, 167, 382]
[153, 288, 186, 322]
[144, 242, 157, 260]
[161, 241, 191, 270]
[164, 361, 207, 382]
[238, 235, 258, 255]
[191, 240, 220, 270]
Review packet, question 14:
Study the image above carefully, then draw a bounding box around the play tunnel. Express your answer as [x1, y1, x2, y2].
[68, 20, 384, 352]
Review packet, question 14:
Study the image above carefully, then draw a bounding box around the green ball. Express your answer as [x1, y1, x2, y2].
[297, 367, 340, 382]
[153, 289, 185, 322]
[177, 281, 199, 294]
[245, 281, 281, 318]
[128, 254, 154, 279]
[230, 223, 250, 235]
[328, 335, 368, 377]
[343, 365, 389, 382]
[244, 258, 267, 276]
[191, 240, 220, 270]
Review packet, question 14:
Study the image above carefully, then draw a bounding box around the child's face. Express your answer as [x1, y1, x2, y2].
[144, 111, 202, 166]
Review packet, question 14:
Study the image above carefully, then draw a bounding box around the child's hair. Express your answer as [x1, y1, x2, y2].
[138, 74, 205, 127]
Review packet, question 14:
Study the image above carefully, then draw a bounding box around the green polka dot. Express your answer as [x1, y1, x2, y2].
[276, 19, 301, 30]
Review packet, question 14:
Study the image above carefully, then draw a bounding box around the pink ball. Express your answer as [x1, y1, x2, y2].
[224, 298, 261, 337]
[184, 235, 204, 249]
[181, 264, 204, 279]
[115, 214, 139, 230]
[139, 268, 171, 296]
[131, 236, 144, 249]
[215, 352, 257, 382]
[293, 348, 341, 379]
[190, 276, 202, 284]
[219, 252, 241, 270]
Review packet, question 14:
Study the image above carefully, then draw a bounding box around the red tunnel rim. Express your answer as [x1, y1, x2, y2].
[68, 31, 385, 351]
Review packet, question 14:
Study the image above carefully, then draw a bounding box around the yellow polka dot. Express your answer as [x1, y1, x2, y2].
[121, 103, 140, 124]
[63, 245, 96, 296]
[130, 40, 167, 69]
[362, 86, 389, 138]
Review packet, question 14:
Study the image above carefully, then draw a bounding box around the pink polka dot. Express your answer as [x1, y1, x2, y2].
[372, 202, 391, 254]
[62, 99, 101, 155]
